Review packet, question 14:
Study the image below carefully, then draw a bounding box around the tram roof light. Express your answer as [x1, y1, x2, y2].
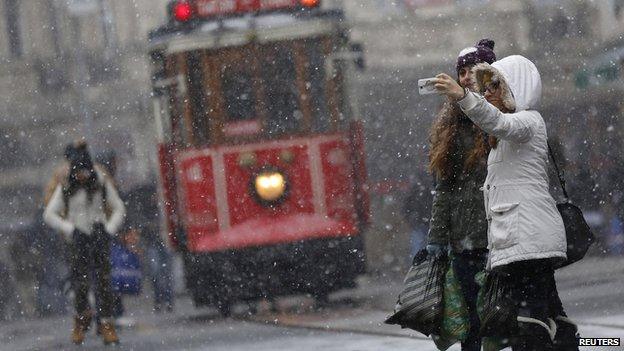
[173, 1, 193, 22]
[170, 1, 320, 22]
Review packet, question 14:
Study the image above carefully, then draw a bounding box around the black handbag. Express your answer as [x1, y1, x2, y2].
[548, 143, 595, 268]
[385, 249, 448, 336]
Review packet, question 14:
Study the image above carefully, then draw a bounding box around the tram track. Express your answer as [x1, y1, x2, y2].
[233, 306, 624, 341]
[235, 314, 430, 341]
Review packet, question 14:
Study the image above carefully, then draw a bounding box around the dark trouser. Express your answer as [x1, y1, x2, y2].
[453, 249, 488, 351]
[499, 259, 569, 351]
[71, 228, 113, 318]
[146, 242, 174, 309]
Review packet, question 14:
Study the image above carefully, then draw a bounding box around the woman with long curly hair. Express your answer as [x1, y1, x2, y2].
[425, 39, 496, 351]
[435, 54, 578, 351]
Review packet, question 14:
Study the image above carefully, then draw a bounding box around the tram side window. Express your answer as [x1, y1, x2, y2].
[222, 67, 255, 121]
[305, 40, 331, 133]
[186, 51, 210, 145]
[262, 45, 301, 136]
[335, 59, 353, 129]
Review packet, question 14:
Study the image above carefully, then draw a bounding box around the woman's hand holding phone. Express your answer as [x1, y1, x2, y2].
[433, 74, 466, 101]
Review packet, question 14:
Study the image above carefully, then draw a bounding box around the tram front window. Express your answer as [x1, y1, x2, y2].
[306, 40, 331, 133]
[186, 51, 210, 145]
[262, 45, 301, 136]
[222, 66, 256, 122]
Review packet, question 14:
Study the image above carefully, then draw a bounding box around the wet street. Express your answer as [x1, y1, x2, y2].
[2, 256, 624, 351]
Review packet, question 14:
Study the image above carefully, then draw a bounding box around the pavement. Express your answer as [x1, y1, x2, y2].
[247, 255, 624, 350]
[1, 255, 623, 350]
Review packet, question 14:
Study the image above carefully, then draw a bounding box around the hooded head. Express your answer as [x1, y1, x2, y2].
[472, 55, 542, 112]
[64, 140, 88, 162]
[456, 39, 497, 73]
[66, 143, 99, 198]
[71, 147, 94, 174]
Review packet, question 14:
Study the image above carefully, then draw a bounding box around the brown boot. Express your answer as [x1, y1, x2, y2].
[98, 319, 120, 345]
[71, 311, 93, 344]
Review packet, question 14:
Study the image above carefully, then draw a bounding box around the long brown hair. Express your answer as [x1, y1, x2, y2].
[428, 101, 490, 181]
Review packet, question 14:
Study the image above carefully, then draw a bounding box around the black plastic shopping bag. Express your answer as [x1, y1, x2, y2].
[476, 271, 516, 339]
[385, 249, 449, 336]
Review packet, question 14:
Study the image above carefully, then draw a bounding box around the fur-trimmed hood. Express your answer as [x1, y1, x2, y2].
[457, 55, 565, 269]
[472, 55, 542, 112]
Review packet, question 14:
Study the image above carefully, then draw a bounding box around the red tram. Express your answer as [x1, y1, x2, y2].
[148, 0, 369, 315]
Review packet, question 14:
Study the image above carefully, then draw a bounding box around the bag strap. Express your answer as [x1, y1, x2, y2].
[101, 181, 108, 210]
[547, 142, 569, 201]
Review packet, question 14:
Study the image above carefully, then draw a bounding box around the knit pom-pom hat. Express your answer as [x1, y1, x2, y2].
[456, 38, 496, 73]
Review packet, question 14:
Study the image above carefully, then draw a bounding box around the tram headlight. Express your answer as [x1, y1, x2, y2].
[300, 0, 320, 8]
[254, 171, 287, 203]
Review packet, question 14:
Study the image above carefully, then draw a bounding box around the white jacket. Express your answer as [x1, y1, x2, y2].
[43, 171, 126, 241]
[457, 55, 566, 269]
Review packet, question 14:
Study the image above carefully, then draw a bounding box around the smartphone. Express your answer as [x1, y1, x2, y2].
[418, 78, 437, 95]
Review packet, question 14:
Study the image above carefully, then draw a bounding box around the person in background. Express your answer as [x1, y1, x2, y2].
[110, 223, 143, 320]
[425, 39, 496, 351]
[604, 202, 624, 255]
[402, 177, 431, 258]
[8, 228, 40, 318]
[95, 150, 118, 182]
[30, 208, 69, 317]
[94, 150, 125, 324]
[0, 259, 14, 320]
[125, 184, 174, 312]
[144, 229, 175, 312]
[43, 144, 125, 345]
[434, 54, 578, 350]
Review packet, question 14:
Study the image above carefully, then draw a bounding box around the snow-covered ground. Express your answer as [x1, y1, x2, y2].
[2, 256, 624, 350]
[5, 298, 622, 351]
[193, 333, 450, 351]
[189, 321, 624, 351]
[232, 308, 624, 351]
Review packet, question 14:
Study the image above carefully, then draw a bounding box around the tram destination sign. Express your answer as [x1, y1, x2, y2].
[195, 0, 320, 18]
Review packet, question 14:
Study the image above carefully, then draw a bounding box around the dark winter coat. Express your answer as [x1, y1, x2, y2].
[403, 180, 432, 231]
[427, 115, 489, 253]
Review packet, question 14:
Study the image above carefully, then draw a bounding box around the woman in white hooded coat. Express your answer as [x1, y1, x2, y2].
[433, 55, 578, 351]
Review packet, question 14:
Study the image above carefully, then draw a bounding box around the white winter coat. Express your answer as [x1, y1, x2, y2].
[457, 55, 567, 269]
[43, 170, 126, 241]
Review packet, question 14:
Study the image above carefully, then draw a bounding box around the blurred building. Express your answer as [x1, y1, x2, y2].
[341, 0, 624, 270]
[344, 0, 624, 182]
[0, 0, 623, 272]
[0, 0, 170, 233]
